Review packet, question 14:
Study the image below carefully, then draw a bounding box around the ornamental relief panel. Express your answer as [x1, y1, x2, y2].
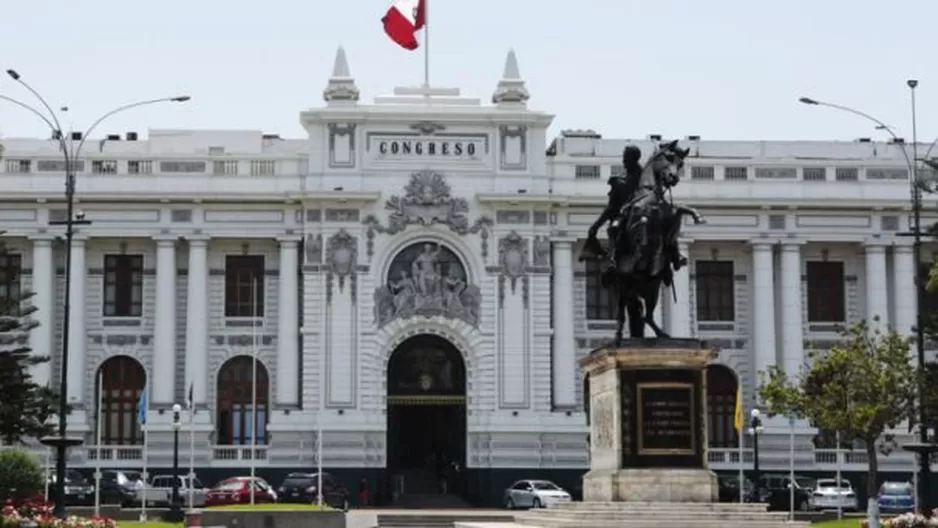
[362, 170, 493, 260]
[326, 229, 358, 300]
[373, 242, 481, 328]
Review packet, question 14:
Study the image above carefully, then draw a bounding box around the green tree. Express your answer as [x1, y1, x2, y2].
[0, 448, 45, 501]
[0, 235, 57, 444]
[758, 320, 918, 511]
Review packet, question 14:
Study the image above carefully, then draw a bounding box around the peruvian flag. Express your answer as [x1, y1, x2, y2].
[382, 0, 426, 50]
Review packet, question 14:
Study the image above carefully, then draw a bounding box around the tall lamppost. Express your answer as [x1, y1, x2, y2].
[799, 81, 936, 514]
[165, 403, 184, 523]
[750, 408, 764, 489]
[0, 68, 189, 518]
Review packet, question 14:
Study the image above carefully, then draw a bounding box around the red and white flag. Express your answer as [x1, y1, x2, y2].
[382, 0, 426, 50]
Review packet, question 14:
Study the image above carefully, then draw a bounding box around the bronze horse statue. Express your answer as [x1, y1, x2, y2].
[580, 140, 704, 345]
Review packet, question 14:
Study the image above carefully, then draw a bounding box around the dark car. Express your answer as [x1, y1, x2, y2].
[277, 473, 347, 508]
[98, 470, 143, 506]
[48, 470, 94, 506]
[877, 481, 915, 514]
[755, 474, 816, 512]
[717, 475, 753, 503]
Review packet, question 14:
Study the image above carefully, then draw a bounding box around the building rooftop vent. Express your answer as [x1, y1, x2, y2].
[560, 129, 601, 138]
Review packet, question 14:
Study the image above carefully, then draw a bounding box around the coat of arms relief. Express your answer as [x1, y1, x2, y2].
[365, 171, 493, 328]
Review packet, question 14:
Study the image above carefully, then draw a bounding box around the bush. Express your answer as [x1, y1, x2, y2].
[0, 449, 44, 502]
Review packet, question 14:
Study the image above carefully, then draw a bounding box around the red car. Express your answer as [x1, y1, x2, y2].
[205, 477, 277, 506]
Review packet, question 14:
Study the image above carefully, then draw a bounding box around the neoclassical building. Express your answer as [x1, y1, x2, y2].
[1, 47, 935, 504]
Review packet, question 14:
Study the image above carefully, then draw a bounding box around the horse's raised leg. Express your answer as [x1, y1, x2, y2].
[627, 298, 645, 338]
[642, 283, 671, 339]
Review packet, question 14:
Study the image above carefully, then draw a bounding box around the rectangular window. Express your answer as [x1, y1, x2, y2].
[92, 160, 118, 174]
[0, 254, 23, 315]
[695, 260, 735, 322]
[806, 261, 845, 322]
[5, 159, 31, 173]
[103, 254, 144, 317]
[724, 166, 748, 181]
[225, 255, 265, 317]
[575, 165, 601, 180]
[584, 259, 616, 320]
[128, 160, 152, 174]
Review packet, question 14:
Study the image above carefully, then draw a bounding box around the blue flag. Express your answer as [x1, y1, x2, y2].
[137, 386, 148, 425]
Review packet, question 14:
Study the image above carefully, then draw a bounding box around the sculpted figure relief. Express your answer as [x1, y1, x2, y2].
[374, 242, 481, 328]
[579, 140, 705, 344]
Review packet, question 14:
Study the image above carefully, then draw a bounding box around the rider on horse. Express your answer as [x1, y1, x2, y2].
[585, 145, 688, 274]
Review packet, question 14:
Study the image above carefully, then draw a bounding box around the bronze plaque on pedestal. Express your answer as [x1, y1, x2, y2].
[636, 382, 695, 456]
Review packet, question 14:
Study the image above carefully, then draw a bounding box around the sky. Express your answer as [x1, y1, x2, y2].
[0, 0, 936, 144]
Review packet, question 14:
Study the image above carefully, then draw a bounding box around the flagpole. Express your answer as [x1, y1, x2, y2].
[423, 0, 430, 89]
[250, 276, 258, 505]
[139, 378, 149, 523]
[188, 386, 195, 512]
[738, 428, 744, 503]
[94, 370, 103, 517]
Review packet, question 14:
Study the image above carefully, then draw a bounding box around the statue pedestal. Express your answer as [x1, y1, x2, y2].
[580, 339, 718, 503]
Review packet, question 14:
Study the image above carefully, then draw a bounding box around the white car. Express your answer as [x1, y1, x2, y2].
[504, 480, 572, 509]
[809, 478, 858, 511]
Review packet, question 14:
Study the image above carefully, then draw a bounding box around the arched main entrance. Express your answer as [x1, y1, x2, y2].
[386, 334, 467, 503]
[706, 365, 738, 448]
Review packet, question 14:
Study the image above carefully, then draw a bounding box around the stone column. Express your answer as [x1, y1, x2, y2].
[893, 243, 916, 336]
[865, 241, 889, 330]
[277, 236, 300, 407]
[751, 240, 777, 379]
[184, 236, 209, 408]
[551, 240, 576, 408]
[65, 237, 87, 405]
[780, 242, 804, 376]
[667, 239, 692, 337]
[152, 237, 177, 405]
[28, 235, 54, 387]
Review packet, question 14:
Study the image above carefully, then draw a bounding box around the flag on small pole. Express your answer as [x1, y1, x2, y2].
[734, 385, 745, 503]
[137, 381, 150, 522]
[382, 0, 429, 87]
[93, 370, 103, 517]
[187, 382, 196, 511]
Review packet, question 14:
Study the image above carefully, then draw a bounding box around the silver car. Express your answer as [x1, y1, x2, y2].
[809, 478, 858, 511]
[504, 480, 571, 509]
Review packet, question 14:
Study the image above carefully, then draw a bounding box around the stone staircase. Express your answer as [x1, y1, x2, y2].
[455, 502, 811, 528]
[377, 512, 515, 527]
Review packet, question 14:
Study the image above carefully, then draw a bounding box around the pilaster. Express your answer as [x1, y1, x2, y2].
[551, 240, 576, 409]
[892, 242, 916, 337]
[780, 241, 804, 377]
[184, 236, 210, 410]
[152, 236, 177, 404]
[276, 236, 301, 407]
[66, 236, 88, 407]
[750, 240, 776, 383]
[864, 240, 889, 331]
[28, 234, 55, 387]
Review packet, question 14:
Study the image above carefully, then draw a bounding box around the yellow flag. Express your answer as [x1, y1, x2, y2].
[734, 385, 744, 432]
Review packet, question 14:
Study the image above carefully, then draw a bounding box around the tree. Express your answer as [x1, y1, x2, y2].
[0, 448, 44, 501]
[759, 320, 918, 517]
[0, 235, 57, 444]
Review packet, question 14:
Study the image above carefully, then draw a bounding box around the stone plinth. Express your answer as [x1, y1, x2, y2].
[579, 339, 718, 503]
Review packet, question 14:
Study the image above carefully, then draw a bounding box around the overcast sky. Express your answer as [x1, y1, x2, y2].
[0, 0, 935, 144]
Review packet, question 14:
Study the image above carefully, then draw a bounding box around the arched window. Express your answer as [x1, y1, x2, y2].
[216, 356, 269, 445]
[706, 365, 738, 448]
[96, 356, 146, 445]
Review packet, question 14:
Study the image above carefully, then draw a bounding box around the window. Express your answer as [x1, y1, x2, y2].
[213, 160, 238, 175]
[835, 168, 859, 181]
[724, 166, 748, 181]
[96, 356, 146, 445]
[803, 167, 826, 181]
[690, 166, 715, 180]
[92, 160, 118, 174]
[695, 260, 735, 322]
[159, 161, 206, 173]
[584, 258, 616, 320]
[103, 255, 144, 317]
[806, 261, 845, 322]
[0, 254, 22, 315]
[128, 160, 152, 174]
[216, 356, 269, 445]
[706, 365, 737, 448]
[225, 255, 265, 317]
[250, 160, 275, 176]
[575, 165, 600, 180]
[5, 159, 31, 173]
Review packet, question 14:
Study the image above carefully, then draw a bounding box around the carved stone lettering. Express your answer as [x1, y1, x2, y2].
[637, 383, 695, 454]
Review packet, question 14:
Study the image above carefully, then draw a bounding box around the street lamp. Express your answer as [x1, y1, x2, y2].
[798, 83, 936, 515]
[164, 403, 184, 523]
[750, 409, 764, 489]
[0, 68, 190, 518]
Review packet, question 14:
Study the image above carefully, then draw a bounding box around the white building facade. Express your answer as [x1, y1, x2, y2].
[0, 48, 936, 504]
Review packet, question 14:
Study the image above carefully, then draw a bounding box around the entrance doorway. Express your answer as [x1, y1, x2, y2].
[386, 334, 467, 504]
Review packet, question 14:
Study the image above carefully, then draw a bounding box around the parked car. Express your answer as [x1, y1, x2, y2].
[809, 478, 858, 511]
[205, 477, 277, 507]
[98, 470, 144, 506]
[717, 474, 753, 503]
[47, 470, 94, 506]
[142, 475, 206, 507]
[277, 472, 347, 508]
[755, 474, 816, 511]
[503, 480, 572, 509]
[877, 481, 915, 514]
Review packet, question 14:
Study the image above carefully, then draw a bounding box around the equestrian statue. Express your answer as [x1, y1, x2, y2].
[579, 140, 705, 345]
